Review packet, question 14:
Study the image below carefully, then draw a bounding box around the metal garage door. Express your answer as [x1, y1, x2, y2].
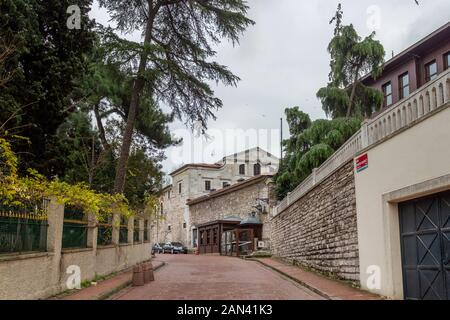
[399, 191, 450, 300]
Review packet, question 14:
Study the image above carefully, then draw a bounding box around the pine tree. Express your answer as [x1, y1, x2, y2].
[97, 0, 255, 194]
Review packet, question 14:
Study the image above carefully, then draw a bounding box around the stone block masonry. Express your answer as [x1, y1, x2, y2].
[270, 160, 359, 283]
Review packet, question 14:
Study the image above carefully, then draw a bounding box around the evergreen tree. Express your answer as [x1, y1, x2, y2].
[316, 3, 385, 118]
[275, 107, 361, 200]
[0, 0, 95, 176]
[97, 0, 255, 194]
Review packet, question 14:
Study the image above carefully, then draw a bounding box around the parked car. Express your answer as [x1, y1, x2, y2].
[162, 242, 188, 254]
[171, 242, 188, 254]
[152, 243, 164, 254]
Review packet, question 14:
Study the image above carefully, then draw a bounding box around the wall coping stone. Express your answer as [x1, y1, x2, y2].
[0, 251, 54, 262]
[96, 245, 116, 250]
[61, 247, 94, 254]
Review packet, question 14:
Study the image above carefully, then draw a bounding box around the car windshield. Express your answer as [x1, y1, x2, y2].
[172, 243, 182, 246]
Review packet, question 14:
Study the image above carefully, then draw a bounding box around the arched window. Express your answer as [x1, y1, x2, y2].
[239, 164, 245, 175]
[253, 163, 261, 176]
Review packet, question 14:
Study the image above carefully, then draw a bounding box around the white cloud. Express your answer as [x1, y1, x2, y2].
[89, 0, 450, 175]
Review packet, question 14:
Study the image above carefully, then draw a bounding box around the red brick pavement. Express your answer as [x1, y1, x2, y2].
[111, 254, 324, 300]
[60, 260, 164, 300]
[253, 258, 383, 300]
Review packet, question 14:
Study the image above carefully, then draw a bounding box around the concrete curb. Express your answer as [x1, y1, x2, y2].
[98, 261, 166, 300]
[248, 258, 333, 300]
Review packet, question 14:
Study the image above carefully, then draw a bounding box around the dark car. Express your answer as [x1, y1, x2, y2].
[171, 242, 188, 254]
[152, 243, 164, 254]
[163, 242, 188, 254]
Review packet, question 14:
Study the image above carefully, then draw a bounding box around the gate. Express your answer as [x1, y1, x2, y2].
[399, 190, 450, 300]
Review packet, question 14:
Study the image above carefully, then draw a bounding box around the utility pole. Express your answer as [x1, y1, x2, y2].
[280, 117, 283, 166]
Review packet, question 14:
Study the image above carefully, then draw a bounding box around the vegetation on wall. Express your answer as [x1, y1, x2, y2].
[275, 4, 386, 200]
[275, 108, 361, 200]
[0, 136, 134, 221]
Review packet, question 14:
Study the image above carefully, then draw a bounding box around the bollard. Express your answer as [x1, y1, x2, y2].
[143, 262, 150, 284]
[132, 264, 145, 286]
[148, 261, 155, 282]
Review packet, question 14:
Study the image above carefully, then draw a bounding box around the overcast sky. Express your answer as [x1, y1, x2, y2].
[89, 0, 450, 176]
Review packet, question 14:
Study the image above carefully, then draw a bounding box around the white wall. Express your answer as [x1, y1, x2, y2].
[354, 105, 450, 298]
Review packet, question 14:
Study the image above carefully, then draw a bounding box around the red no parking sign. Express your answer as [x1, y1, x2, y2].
[355, 154, 369, 173]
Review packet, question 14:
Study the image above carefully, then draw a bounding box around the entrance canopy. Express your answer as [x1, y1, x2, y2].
[196, 215, 262, 256]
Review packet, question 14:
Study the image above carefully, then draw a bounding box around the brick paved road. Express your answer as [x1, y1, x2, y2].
[112, 254, 323, 300]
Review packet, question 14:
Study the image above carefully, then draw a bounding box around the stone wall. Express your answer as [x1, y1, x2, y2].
[189, 176, 276, 246]
[271, 160, 359, 283]
[152, 148, 280, 248]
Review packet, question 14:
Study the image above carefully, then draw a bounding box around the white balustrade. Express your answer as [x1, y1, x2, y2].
[273, 68, 450, 217]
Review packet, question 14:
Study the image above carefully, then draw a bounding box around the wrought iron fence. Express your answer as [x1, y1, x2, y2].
[0, 202, 49, 254]
[119, 226, 128, 244]
[62, 205, 88, 249]
[97, 224, 112, 246]
[133, 219, 140, 243]
[144, 220, 148, 242]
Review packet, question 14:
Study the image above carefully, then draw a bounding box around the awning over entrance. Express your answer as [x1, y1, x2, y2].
[196, 214, 262, 256]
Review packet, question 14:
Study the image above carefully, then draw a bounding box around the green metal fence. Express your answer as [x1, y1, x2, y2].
[0, 214, 48, 254]
[119, 226, 128, 244]
[62, 205, 88, 249]
[0, 201, 49, 254]
[133, 219, 140, 243]
[97, 224, 112, 246]
[144, 220, 148, 242]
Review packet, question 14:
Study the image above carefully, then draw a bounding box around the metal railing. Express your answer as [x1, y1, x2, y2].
[62, 205, 88, 249]
[119, 226, 128, 244]
[0, 201, 49, 254]
[97, 224, 112, 246]
[273, 68, 450, 216]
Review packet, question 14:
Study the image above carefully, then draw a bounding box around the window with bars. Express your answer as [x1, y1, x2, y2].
[239, 164, 245, 175]
[205, 180, 211, 191]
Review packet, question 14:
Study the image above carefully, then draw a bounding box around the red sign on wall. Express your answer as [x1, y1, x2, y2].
[355, 154, 369, 173]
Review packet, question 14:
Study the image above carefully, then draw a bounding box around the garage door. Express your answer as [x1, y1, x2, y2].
[399, 191, 450, 300]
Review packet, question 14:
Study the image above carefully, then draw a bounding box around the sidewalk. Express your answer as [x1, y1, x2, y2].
[251, 258, 383, 300]
[58, 260, 165, 300]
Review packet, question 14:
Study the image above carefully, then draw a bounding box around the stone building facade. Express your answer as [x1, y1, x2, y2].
[270, 160, 359, 283]
[188, 174, 277, 249]
[150, 147, 279, 248]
